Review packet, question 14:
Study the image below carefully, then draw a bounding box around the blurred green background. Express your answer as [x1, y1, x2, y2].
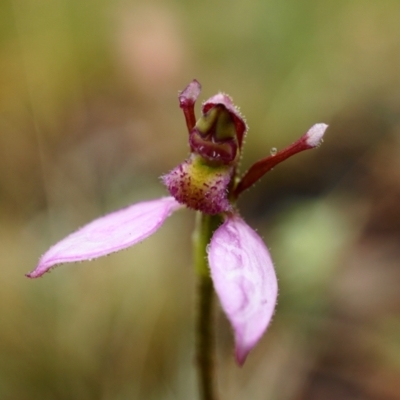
[1, 0, 400, 399]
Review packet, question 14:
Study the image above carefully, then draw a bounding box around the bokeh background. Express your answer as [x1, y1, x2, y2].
[1, 0, 400, 399]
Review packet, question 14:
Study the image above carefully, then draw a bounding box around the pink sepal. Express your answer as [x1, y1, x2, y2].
[208, 215, 278, 365]
[27, 197, 182, 278]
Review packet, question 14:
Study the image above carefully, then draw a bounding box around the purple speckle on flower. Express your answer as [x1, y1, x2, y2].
[162, 155, 233, 215]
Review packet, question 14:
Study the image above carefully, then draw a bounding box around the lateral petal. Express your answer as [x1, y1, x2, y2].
[27, 197, 182, 278]
[208, 215, 278, 365]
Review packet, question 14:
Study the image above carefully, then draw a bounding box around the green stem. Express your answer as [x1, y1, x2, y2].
[193, 212, 221, 400]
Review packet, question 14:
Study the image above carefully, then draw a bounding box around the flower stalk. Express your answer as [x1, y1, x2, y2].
[194, 212, 221, 400]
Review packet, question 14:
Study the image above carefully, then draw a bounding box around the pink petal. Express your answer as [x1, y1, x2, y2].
[27, 197, 182, 278]
[208, 216, 278, 365]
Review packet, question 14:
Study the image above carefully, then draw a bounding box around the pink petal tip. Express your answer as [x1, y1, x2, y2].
[179, 79, 202, 108]
[305, 123, 328, 148]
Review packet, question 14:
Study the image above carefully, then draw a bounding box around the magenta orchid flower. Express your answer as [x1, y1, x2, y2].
[27, 80, 327, 366]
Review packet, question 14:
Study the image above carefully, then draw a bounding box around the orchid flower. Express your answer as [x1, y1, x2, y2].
[27, 80, 327, 367]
